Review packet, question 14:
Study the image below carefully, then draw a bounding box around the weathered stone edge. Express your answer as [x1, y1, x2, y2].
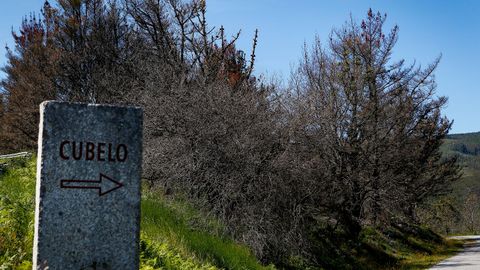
[39, 100, 143, 111]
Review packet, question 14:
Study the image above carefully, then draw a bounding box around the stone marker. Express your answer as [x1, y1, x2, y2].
[33, 101, 143, 270]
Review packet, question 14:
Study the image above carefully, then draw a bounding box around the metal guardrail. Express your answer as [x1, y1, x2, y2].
[0, 152, 30, 159]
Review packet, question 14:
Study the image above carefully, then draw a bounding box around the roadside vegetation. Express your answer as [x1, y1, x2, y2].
[140, 188, 273, 270]
[0, 157, 35, 269]
[0, 0, 465, 269]
[0, 156, 465, 269]
[0, 156, 270, 270]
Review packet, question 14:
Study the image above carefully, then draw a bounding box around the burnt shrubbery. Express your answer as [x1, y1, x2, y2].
[0, 2, 459, 268]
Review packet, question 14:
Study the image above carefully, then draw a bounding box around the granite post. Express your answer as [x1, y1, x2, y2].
[33, 101, 143, 270]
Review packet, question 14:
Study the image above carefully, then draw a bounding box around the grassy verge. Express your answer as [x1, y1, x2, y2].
[355, 224, 464, 270]
[0, 157, 35, 269]
[140, 188, 273, 270]
[0, 156, 271, 270]
[398, 238, 463, 269]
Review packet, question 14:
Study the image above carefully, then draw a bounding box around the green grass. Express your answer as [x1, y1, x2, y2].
[397, 238, 463, 270]
[140, 188, 274, 270]
[0, 156, 35, 269]
[0, 156, 271, 270]
[353, 224, 464, 270]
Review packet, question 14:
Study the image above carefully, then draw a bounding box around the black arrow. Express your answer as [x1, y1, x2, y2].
[60, 173, 123, 196]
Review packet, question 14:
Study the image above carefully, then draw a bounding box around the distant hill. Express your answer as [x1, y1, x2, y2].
[444, 132, 480, 156]
[416, 132, 480, 234]
[442, 132, 480, 199]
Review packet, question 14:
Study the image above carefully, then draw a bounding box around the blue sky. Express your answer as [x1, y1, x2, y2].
[1, 0, 479, 134]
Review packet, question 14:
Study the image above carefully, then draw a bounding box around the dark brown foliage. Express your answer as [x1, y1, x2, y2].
[289, 10, 460, 241]
[1, 9, 58, 152]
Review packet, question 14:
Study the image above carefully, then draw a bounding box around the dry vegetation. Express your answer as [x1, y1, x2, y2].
[0, 1, 461, 268]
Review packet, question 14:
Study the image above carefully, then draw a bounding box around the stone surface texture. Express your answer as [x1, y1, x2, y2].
[33, 101, 143, 270]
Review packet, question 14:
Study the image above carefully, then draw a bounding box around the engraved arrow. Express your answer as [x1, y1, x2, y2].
[60, 173, 123, 196]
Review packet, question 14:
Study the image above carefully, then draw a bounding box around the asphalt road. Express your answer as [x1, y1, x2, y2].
[430, 236, 480, 270]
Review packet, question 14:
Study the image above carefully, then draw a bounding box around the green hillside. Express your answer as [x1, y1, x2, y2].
[442, 132, 480, 199]
[421, 132, 480, 234]
[443, 132, 480, 164]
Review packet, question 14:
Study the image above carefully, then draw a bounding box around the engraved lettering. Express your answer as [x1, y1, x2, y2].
[60, 140, 70, 160]
[58, 141, 128, 162]
[86, 142, 95, 161]
[108, 143, 116, 162]
[97, 143, 106, 161]
[72, 141, 83, 160]
[117, 144, 128, 162]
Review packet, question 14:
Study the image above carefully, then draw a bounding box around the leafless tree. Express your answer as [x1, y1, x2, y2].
[288, 9, 460, 238]
[462, 193, 480, 234]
